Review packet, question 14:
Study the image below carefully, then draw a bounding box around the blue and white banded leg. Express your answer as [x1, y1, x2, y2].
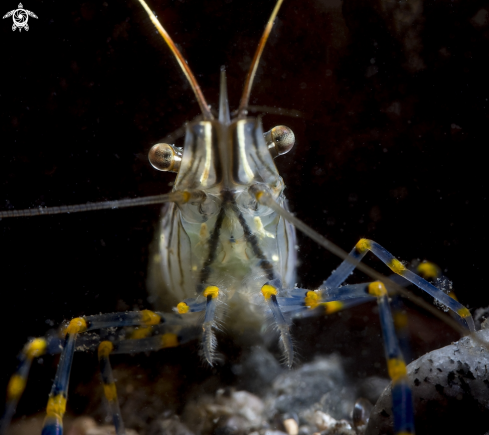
[0, 310, 200, 435]
[324, 239, 474, 331]
[274, 238, 475, 435]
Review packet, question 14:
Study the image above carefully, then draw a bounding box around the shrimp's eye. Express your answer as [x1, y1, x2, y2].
[148, 143, 182, 173]
[264, 125, 295, 158]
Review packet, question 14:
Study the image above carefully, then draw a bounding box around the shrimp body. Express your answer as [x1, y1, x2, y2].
[153, 117, 297, 324]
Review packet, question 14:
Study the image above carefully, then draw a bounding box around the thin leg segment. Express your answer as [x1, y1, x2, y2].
[42, 318, 86, 435]
[391, 295, 412, 364]
[368, 281, 414, 435]
[261, 280, 294, 367]
[98, 342, 125, 435]
[0, 338, 49, 435]
[321, 239, 475, 331]
[202, 286, 219, 365]
[176, 286, 221, 365]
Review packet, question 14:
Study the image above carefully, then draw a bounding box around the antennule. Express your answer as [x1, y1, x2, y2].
[238, 0, 285, 117]
[137, 0, 213, 120]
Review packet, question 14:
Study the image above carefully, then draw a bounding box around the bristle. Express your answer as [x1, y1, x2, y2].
[202, 322, 218, 365]
[278, 325, 294, 368]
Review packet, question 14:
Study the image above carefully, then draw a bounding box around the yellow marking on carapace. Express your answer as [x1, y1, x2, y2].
[199, 223, 209, 240]
[46, 394, 67, 419]
[161, 333, 179, 348]
[457, 307, 471, 318]
[393, 312, 408, 330]
[368, 281, 388, 297]
[254, 216, 274, 239]
[7, 374, 26, 399]
[318, 301, 344, 315]
[416, 261, 440, 280]
[203, 286, 219, 299]
[389, 258, 406, 274]
[387, 358, 407, 382]
[181, 191, 191, 203]
[25, 337, 47, 359]
[254, 216, 266, 238]
[103, 383, 118, 402]
[261, 284, 278, 300]
[355, 238, 371, 253]
[254, 216, 264, 231]
[177, 302, 189, 314]
[304, 291, 320, 309]
[131, 326, 153, 340]
[396, 432, 414, 435]
[140, 309, 161, 326]
[65, 317, 87, 335]
[98, 341, 114, 359]
[255, 190, 264, 202]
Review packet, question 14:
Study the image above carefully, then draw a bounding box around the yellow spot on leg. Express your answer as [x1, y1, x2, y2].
[7, 375, 26, 399]
[141, 310, 161, 326]
[393, 312, 408, 330]
[389, 258, 406, 275]
[25, 338, 47, 359]
[321, 301, 344, 314]
[65, 317, 87, 335]
[131, 326, 153, 340]
[161, 333, 179, 348]
[387, 358, 407, 382]
[203, 286, 219, 299]
[355, 238, 371, 253]
[98, 341, 114, 359]
[46, 394, 67, 419]
[103, 383, 118, 402]
[304, 291, 320, 309]
[416, 261, 440, 280]
[457, 307, 471, 318]
[261, 284, 277, 300]
[368, 281, 387, 297]
[177, 302, 189, 314]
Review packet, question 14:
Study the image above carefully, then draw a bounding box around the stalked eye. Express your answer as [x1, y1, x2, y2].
[148, 143, 183, 172]
[264, 125, 295, 158]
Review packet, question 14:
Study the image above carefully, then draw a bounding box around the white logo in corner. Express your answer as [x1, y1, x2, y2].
[3, 3, 38, 31]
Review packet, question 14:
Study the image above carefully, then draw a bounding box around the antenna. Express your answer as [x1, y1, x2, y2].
[238, 0, 285, 117]
[137, 0, 213, 120]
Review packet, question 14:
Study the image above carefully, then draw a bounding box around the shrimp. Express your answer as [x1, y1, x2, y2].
[0, 0, 488, 434]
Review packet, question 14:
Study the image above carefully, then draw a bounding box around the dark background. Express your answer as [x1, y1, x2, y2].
[1, 0, 489, 425]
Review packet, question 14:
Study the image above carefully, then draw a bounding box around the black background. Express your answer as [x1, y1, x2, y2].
[1, 0, 489, 424]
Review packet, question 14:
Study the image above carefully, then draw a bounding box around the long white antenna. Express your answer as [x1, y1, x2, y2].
[137, 0, 213, 120]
